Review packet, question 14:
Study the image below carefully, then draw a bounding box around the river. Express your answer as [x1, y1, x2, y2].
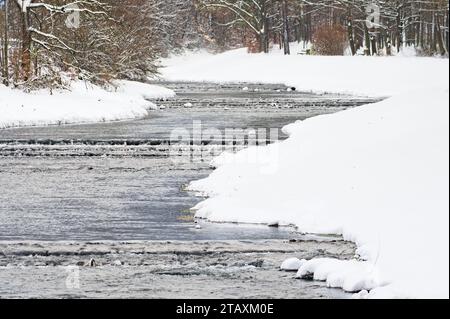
[0, 82, 379, 298]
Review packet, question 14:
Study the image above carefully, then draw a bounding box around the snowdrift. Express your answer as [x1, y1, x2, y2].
[162, 50, 449, 298]
[0, 80, 175, 129]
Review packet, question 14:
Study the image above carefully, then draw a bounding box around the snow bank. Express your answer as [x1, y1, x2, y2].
[162, 50, 449, 298]
[0, 80, 175, 129]
[162, 48, 446, 97]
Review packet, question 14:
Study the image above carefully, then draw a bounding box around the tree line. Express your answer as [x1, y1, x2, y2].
[200, 0, 449, 56]
[0, 0, 448, 89]
[0, 0, 201, 88]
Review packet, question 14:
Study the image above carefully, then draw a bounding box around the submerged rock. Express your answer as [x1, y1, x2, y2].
[268, 222, 279, 228]
[248, 260, 264, 268]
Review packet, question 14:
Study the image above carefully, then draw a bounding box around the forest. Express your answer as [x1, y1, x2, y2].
[0, 0, 448, 89]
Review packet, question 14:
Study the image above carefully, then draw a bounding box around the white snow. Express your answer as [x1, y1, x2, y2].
[280, 258, 306, 272]
[162, 48, 446, 97]
[0, 80, 175, 129]
[352, 290, 370, 299]
[161, 49, 449, 299]
[296, 258, 380, 293]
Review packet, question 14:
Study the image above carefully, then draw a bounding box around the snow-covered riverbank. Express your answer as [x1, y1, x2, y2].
[0, 80, 175, 129]
[161, 49, 449, 299]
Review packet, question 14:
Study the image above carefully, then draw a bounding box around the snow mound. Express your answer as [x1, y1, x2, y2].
[296, 258, 380, 293]
[280, 258, 306, 272]
[0, 80, 175, 129]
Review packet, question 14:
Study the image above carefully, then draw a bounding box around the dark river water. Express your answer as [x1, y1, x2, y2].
[0, 82, 377, 298]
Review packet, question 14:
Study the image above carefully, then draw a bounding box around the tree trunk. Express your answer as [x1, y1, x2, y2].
[347, 16, 356, 55]
[419, 19, 424, 49]
[396, 8, 403, 53]
[431, 12, 437, 53]
[294, 17, 301, 43]
[256, 32, 268, 54]
[282, 0, 290, 55]
[2, 0, 8, 85]
[385, 34, 392, 56]
[435, 14, 447, 56]
[446, 7, 449, 53]
[364, 25, 371, 55]
[370, 32, 377, 55]
[21, 8, 32, 81]
[263, 16, 270, 53]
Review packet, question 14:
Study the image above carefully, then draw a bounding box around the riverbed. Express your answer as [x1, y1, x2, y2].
[0, 82, 378, 298]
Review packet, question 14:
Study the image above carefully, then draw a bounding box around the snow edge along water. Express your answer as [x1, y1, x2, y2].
[161, 49, 450, 299]
[0, 80, 176, 129]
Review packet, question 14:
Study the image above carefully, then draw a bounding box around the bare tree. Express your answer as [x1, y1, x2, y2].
[2, 0, 198, 88]
[0, 0, 9, 84]
[198, 0, 449, 56]
[199, 0, 278, 53]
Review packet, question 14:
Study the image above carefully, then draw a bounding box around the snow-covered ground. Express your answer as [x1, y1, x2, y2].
[0, 80, 175, 129]
[161, 49, 449, 299]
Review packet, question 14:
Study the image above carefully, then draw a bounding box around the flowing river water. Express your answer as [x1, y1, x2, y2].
[0, 82, 380, 298]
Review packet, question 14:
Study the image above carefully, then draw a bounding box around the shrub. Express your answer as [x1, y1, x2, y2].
[312, 24, 348, 56]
